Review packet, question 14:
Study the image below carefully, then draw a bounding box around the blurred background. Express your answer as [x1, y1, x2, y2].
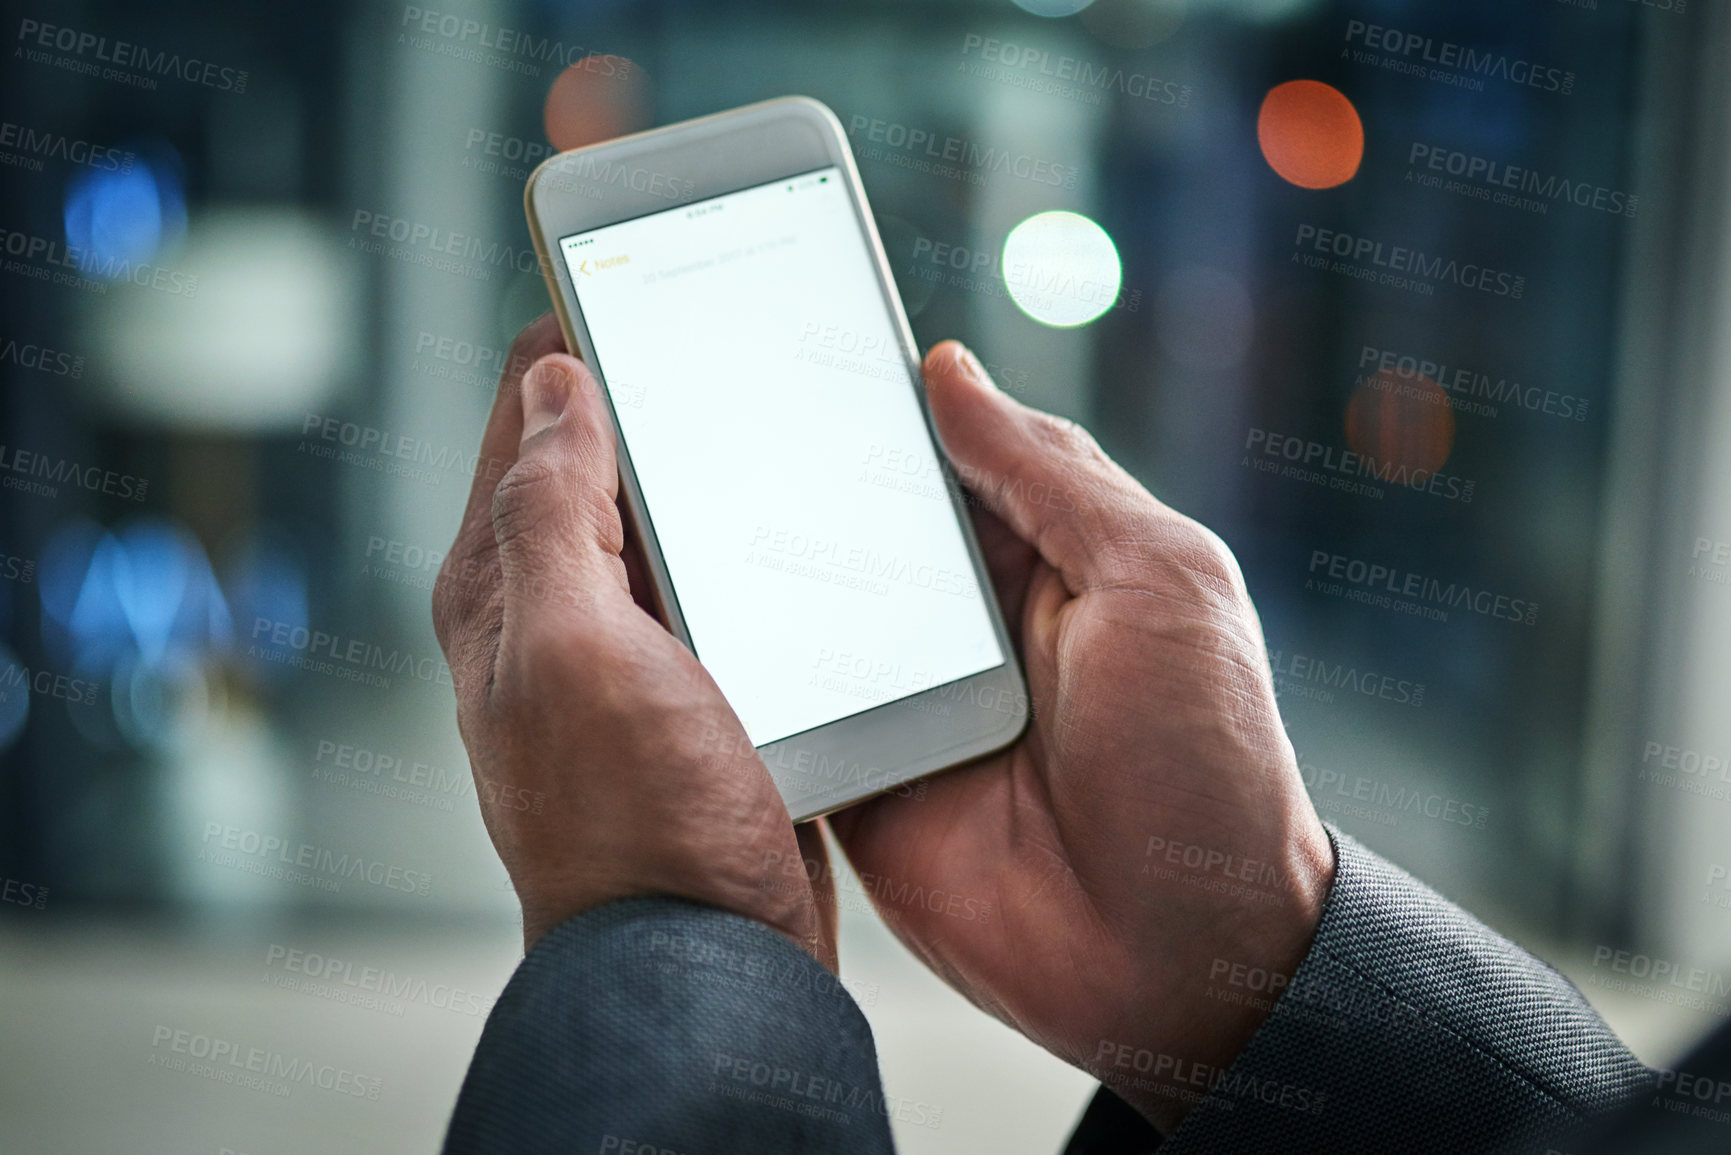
[2, 0, 1730, 1151]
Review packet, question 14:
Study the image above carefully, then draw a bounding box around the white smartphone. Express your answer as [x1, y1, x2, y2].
[524, 96, 1028, 822]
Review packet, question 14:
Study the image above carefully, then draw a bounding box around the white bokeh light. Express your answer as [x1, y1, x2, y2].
[1001, 210, 1124, 329]
[1011, 0, 1098, 16]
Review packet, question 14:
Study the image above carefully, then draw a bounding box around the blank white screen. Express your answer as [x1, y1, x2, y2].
[563, 167, 1003, 746]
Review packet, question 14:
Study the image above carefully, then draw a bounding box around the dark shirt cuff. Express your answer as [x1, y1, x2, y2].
[443, 897, 897, 1155]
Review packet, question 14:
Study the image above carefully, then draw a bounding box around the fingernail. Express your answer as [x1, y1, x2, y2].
[521, 358, 572, 442]
[956, 345, 996, 390]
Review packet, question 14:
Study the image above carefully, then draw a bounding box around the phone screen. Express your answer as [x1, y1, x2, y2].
[561, 165, 1005, 747]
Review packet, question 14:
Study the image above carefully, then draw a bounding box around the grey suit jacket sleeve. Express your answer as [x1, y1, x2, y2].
[442, 897, 896, 1155]
[1068, 826, 1656, 1155]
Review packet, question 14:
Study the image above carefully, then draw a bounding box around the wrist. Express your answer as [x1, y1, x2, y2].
[1102, 818, 1336, 1134]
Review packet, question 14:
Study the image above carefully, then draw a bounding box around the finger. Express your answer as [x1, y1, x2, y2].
[967, 502, 1038, 653]
[924, 340, 1155, 589]
[491, 352, 634, 628]
[797, 820, 840, 973]
[616, 495, 660, 620]
[434, 314, 566, 680]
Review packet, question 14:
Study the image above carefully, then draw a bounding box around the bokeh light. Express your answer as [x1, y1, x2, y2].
[63, 146, 186, 274]
[40, 519, 232, 682]
[1001, 211, 1123, 329]
[1257, 79, 1364, 190]
[543, 55, 651, 153]
[1012, 0, 1099, 16]
[1081, 0, 1186, 49]
[1345, 369, 1458, 482]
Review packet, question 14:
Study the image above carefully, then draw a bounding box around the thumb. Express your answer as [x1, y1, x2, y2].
[491, 353, 632, 621]
[923, 340, 1155, 587]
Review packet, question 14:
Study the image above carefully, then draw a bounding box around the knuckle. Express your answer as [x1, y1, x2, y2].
[491, 457, 561, 549]
[1177, 522, 1246, 593]
[573, 481, 625, 556]
[432, 539, 485, 650]
[1030, 410, 1106, 464]
[431, 564, 461, 648]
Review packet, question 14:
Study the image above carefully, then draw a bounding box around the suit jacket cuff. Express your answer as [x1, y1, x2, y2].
[443, 897, 897, 1155]
[1071, 825, 1654, 1155]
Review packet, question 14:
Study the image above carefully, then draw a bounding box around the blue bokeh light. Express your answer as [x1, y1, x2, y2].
[62, 146, 186, 276]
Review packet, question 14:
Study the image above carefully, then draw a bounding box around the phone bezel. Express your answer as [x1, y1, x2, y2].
[523, 95, 1029, 822]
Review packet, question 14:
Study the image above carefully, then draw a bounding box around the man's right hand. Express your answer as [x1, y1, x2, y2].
[829, 341, 1336, 1135]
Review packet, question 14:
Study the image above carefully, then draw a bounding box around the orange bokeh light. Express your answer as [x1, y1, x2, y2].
[543, 55, 649, 153]
[1257, 80, 1364, 190]
[1345, 369, 1457, 482]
